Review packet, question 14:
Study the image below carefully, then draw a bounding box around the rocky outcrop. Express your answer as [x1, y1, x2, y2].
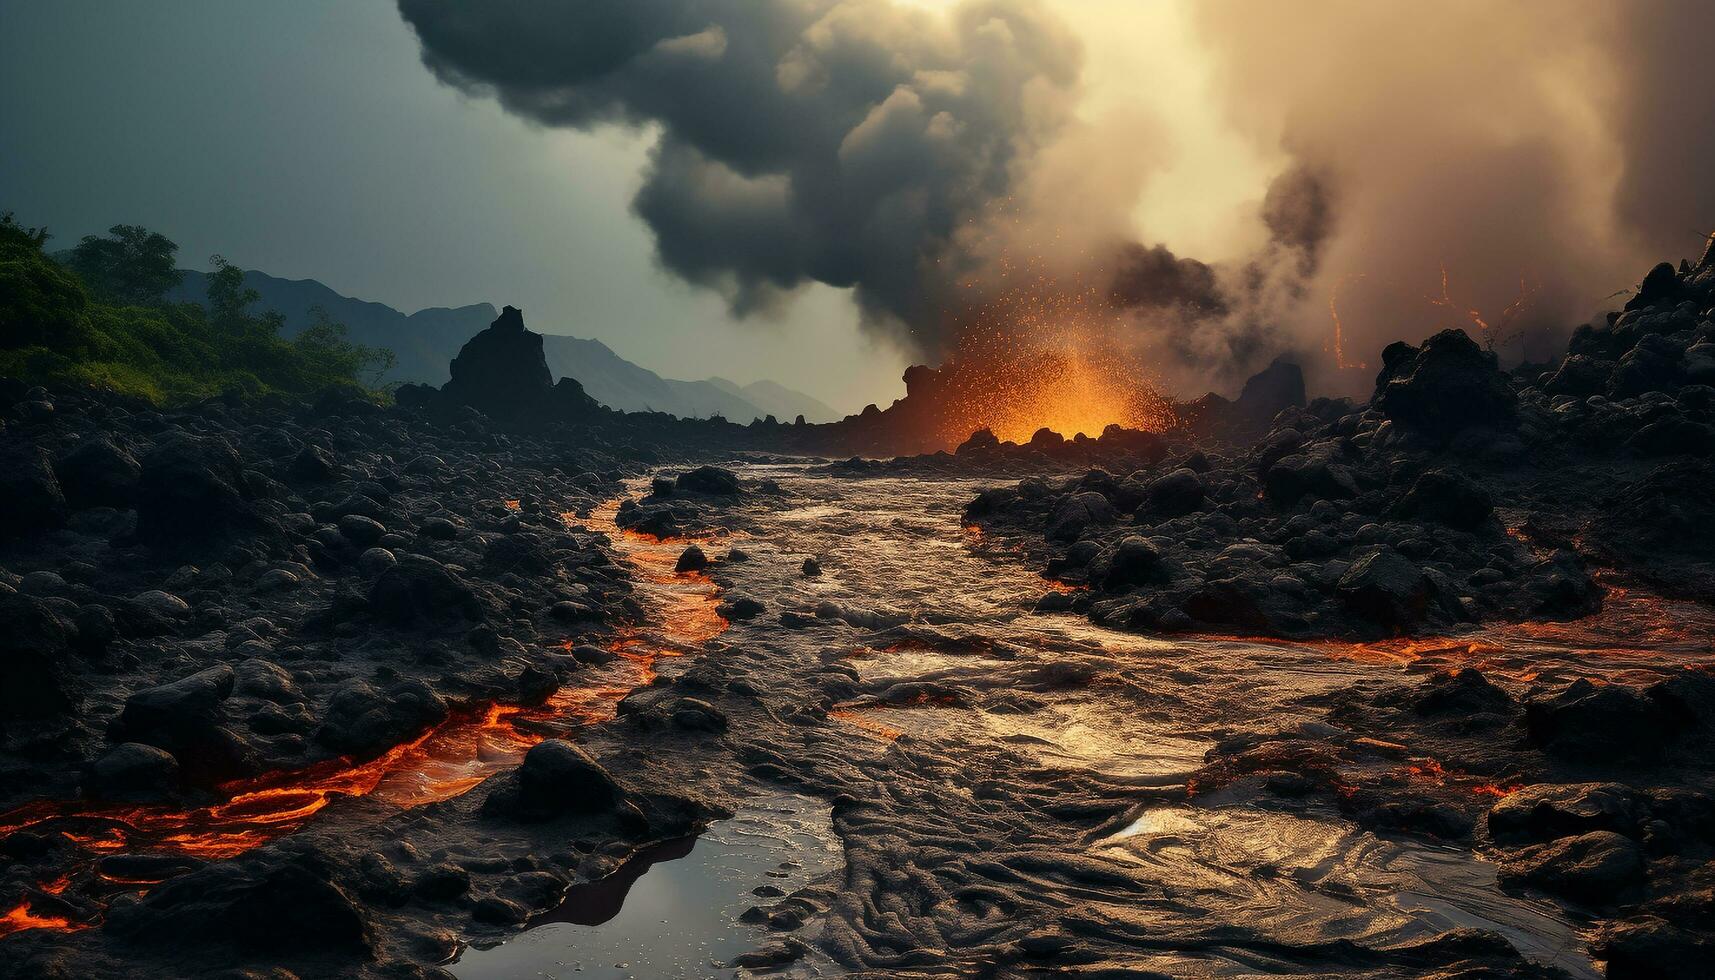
[1374, 329, 1516, 439]
[436, 305, 601, 426]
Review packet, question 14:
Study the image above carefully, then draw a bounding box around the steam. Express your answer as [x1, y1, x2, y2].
[1187, 0, 1715, 392]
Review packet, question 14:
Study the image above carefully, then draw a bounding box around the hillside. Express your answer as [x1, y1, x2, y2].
[166, 269, 838, 421]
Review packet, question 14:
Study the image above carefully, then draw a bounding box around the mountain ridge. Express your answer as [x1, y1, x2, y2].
[165, 268, 838, 422]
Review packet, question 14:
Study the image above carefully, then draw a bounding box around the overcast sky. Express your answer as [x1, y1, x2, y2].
[0, 0, 911, 413]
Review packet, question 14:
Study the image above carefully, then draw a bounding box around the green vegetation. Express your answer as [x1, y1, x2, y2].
[0, 213, 393, 405]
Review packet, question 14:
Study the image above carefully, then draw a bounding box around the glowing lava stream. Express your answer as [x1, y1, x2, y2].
[0, 484, 728, 937]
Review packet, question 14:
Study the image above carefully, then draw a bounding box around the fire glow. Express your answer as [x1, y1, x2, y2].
[0, 488, 727, 932]
[927, 246, 1177, 446]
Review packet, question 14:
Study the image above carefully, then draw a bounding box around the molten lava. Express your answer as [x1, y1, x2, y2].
[1327, 273, 1369, 370]
[0, 484, 729, 920]
[0, 900, 86, 939]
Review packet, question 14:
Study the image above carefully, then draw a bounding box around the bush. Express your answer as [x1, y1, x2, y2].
[0, 213, 392, 405]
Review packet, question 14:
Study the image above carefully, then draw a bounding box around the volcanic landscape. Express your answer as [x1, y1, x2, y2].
[0, 237, 1711, 979]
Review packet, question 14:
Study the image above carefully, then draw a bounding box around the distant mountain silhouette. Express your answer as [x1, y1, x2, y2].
[167, 268, 838, 422]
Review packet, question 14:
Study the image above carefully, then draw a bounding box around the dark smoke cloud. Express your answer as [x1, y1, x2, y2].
[397, 0, 1082, 354]
[398, 0, 1715, 399]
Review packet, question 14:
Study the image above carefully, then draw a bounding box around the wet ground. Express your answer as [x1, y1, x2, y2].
[456, 463, 1710, 976]
[8, 462, 1712, 975]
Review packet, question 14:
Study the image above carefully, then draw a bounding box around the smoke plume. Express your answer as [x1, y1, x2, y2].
[398, 0, 1715, 398]
[1188, 0, 1715, 392]
[397, 0, 1082, 355]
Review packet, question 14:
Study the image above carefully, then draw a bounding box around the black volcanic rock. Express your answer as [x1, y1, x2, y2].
[442, 305, 552, 417]
[0, 592, 76, 719]
[1237, 357, 1307, 419]
[956, 428, 1000, 454]
[1390, 469, 1494, 530]
[437, 305, 600, 425]
[57, 437, 141, 509]
[134, 432, 264, 548]
[1373, 329, 1516, 439]
[0, 443, 69, 539]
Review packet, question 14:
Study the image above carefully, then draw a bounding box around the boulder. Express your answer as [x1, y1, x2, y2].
[1390, 469, 1494, 529]
[1027, 428, 1065, 450]
[0, 593, 76, 718]
[285, 444, 337, 483]
[111, 665, 255, 783]
[1336, 547, 1434, 630]
[1525, 678, 1679, 762]
[1265, 452, 1359, 505]
[1413, 668, 1513, 717]
[115, 665, 235, 736]
[369, 555, 485, 626]
[1144, 468, 1205, 517]
[1373, 329, 1516, 438]
[336, 514, 385, 547]
[56, 437, 141, 509]
[675, 544, 709, 573]
[1487, 783, 1641, 844]
[315, 679, 448, 757]
[1095, 536, 1169, 591]
[1543, 354, 1614, 397]
[1595, 916, 1711, 980]
[86, 743, 181, 800]
[956, 428, 1000, 454]
[490, 738, 623, 819]
[1498, 830, 1645, 904]
[0, 443, 68, 539]
[1047, 492, 1117, 542]
[134, 432, 260, 546]
[1626, 417, 1713, 457]
[675, 466, 742, 496]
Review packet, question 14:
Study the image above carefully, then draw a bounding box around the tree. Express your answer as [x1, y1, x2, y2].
[66, 224, 184, 306]
[204, 254, 260, 331]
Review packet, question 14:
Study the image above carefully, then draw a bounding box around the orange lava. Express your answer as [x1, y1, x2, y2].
[1327, 273, 1369, 370]
[828, 709, 903, 742]
[930, 263, 1177, 445]
[0, 482, 730, 889]
[0, 901, 85, 939]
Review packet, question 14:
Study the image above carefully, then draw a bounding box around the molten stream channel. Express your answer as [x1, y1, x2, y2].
[0, 486, 729, 938]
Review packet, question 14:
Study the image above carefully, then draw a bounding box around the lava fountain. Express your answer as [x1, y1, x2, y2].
[925, 275, 1177, 446]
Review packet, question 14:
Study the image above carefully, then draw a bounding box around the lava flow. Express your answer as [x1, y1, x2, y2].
[0, 487, 728, 933]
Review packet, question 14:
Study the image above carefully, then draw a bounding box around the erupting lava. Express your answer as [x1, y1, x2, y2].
[932, 275, 1176, 445]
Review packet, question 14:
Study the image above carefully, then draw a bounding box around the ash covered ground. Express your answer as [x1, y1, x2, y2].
[4, 247, 1715, 978]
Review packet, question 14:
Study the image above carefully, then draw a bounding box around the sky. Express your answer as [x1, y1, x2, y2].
[0, 0, 909, 413]
[4, 1, 1711, 411]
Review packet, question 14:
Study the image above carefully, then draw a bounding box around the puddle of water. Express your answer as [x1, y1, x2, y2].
[452, 792, 840, 980]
